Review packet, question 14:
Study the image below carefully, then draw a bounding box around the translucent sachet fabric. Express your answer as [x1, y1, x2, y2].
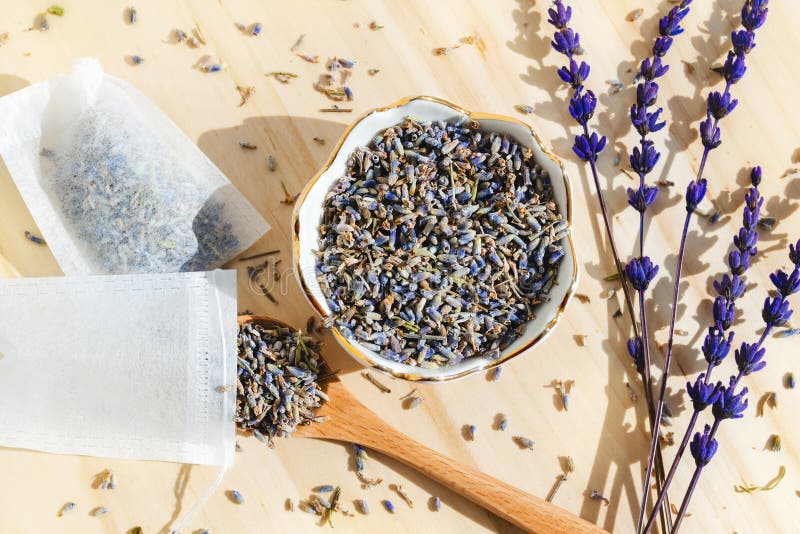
[0, 58, 269, 275]
[0, 270, 237, 466]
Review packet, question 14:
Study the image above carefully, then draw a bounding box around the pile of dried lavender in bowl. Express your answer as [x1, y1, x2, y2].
[316, 116, 566, 368]
[236, 322, 328, 445]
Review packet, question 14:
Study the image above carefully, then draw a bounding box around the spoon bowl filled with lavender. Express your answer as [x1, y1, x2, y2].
[293, 96, 577, 381]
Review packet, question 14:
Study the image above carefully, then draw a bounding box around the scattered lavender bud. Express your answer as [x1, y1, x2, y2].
[589, 490, 610, 505]
[267, 154, 276, 172]
[382, 499, 395, 513]
[90, 506, 108, 517]
[515, 104, 534, 114]
[498, 413, 508, 431]
[405, 396, 424, 409]
[57, 502, 75, 517]
[430, 496, 442, 511]
[315, 485, 335, 493]
[251, 22, 262, 36]
[130, 55, 144, 65]
[786, 372, 796, 389]
[127, 7, 137, 24]
[466, 425, 477, 441]
[355, 499, 369, 514]
[489, 366, 502, 381]
[286, 498, 295, 511]
[228, 489, 244, 504]
[24, 230, 45, 245]
[513, 436, 535, 450]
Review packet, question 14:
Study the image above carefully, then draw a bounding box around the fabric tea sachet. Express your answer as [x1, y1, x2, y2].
[0, 270, 237, 466]
[0, 58, 269, 275]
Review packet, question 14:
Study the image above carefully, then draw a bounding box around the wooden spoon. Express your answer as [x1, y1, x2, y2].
[239, 315, 605, 534]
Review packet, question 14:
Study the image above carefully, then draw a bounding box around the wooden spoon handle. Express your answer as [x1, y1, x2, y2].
[304, 382, 605, 534]
[358, 423, 602, 533]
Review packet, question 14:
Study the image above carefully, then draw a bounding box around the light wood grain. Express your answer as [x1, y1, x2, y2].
[0, 1, 799, 533]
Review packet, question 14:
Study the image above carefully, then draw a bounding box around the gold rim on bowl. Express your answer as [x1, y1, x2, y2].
[292, 95, 579, 382]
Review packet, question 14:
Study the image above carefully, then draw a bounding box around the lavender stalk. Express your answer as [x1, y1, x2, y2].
[643, 168, 762, 533]
[639, 1, 769, 529]
[546, 5, 672, 528]
[623, 5, 693, 530]
[671, 247, 798, 533]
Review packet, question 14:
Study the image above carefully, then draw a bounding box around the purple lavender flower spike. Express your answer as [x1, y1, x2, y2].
[707, 91, 738, 119]
[627, 337, 645, 373]
[572, 132, 606, 162]
[727, 249, 750, 275]
[689, 425, 718, 467]
[741, 0, 769, 30]
[712, 377, 749, 420]
[712, 296, 736, 330]
[701, 328, 734, 366]
[789, 239, 800, 266]
[735, 342, 767, 375]
[731, 30, 756, 55]
[714, 274, 745, 299]
[630, 142, 661, 175]
[699, 117, 722, 148]
[722, 53, 747, 84]
[569, 91, 598, 122]
[626, 257, 659, 291]
[546, 1, 571, 29]
[685, 179, 707, 212]
[627, 185, 658, 213]
[686, 374, 721, 410]
[558, 58, 591, 88]
[762, 296, 792, 327]
[769, 269, 800, 297]
[552, 28, 581, 55]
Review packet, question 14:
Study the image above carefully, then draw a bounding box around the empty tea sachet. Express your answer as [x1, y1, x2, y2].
[0, 270, 237, 465]
[0, 58, 269, 275]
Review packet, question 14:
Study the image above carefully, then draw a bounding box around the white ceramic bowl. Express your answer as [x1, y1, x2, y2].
[292, 96, 578, 381]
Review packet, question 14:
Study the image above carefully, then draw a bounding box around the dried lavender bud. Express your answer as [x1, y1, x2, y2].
[489, 366, 502, 381]
[228, 489, 244, 504]
[431, 496, 442, 511]
[382, 499, 395, 513]
[317, 117, 565, 368]
[513, 436, 535, 450]
[235, 323, 327, 443]
[355, 499, 369, 514]
[57, 502, 75, 517]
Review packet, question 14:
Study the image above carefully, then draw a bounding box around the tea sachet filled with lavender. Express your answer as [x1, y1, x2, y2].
[0, 270, 237, 465]
[0, 58, 269, 275]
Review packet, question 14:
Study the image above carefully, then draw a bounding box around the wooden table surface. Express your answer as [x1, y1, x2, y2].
[0, 1, 798, 533]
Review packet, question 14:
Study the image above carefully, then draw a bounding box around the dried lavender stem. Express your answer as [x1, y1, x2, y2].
[638, 212, 690, 532]
[647, 327, 771, 532]
[635, 287, 657, 533]
[643, 409, 699, 533]
[670, 459, 704, 534]
[585, 126, 672, 533]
